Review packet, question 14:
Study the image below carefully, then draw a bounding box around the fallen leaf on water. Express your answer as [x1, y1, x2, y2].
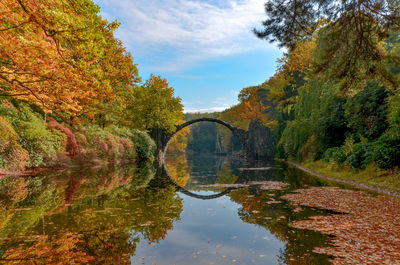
[281, 186, 400, 265]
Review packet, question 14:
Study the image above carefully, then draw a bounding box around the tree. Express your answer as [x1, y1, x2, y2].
[124, 75, 183, 133]
[255, 0, 400, 92]
[345, 82, 389, 140]
[0, 0, 138, 116]
[255, 0, 400, 49]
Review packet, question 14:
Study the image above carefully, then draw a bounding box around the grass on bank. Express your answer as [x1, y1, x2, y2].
[301, 160, 400, 194]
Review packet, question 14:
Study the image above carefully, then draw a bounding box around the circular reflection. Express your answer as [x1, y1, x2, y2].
[162, 154, 239, 200]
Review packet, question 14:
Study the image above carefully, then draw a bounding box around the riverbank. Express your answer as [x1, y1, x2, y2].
[286, 160, 400, 197]
[0, 102, 157, 176]
[0, 159, 150, 177]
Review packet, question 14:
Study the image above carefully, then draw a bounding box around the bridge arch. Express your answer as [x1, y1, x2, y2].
[162, 118, 247, 159]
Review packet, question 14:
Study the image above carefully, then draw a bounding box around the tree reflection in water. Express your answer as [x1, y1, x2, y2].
[0, 162, 182, 264]
[0, 155, 335, 264]
[165, 154, 333, 265]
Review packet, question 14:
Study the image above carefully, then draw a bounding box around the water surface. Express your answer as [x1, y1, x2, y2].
[0, 154, 337, 264]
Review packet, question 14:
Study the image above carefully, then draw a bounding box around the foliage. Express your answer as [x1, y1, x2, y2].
[324, 147, 346, 166]
[345, 82, 389, 140]
[219, 84, 275, 132]
[166, 128, 189, 154]
[0, 0, 186, 171]
[6, 103, 63, 167]
[279, 119, 311, 160]
[373, 129, 400, 169]
[48, 118, 80, 157]
[0, 99, 157, 171]
[132, 129, 156, 159]
[186, 122, 217, 153]
[0, 116, 29, 171]
[254, 0, 399, 50]
[0, 0, 138, 116]
[253, 6, 400, 173]
[256, 1, 400, 93]
[124, 75, 183, 133]
[77, 124, 147, 161]
[347, 142, 374, 169]
[388, 93, 400, 130]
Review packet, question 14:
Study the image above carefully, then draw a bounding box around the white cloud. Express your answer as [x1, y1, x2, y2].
[96, 0, 276, 72]
[184, 106, 230, 113]
[212, 97, 229, 106]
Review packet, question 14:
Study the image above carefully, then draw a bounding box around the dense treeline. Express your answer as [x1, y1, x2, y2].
[0, 0, 183, 172]
[221, 0, 400, 171]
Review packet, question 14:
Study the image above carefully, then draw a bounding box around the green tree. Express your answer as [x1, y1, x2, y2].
[123, 75, 183, 133]
[255, 0, 400, 92]
[255, 0, 400, 49]
[345, 82, 389, 140]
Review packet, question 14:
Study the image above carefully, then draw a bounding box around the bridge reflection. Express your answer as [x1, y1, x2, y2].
[159, 154, 275, 200]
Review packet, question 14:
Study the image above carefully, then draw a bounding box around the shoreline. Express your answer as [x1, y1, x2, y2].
[0, 159, 142, 178]
[286, 160, 400, 198]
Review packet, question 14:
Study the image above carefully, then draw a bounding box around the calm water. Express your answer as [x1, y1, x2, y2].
[0, 154, 338, 264]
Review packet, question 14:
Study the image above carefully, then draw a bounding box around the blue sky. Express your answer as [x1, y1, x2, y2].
[95, 0, 283, 112]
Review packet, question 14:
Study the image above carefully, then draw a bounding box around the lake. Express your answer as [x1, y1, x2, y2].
[0, 153, 338, 264]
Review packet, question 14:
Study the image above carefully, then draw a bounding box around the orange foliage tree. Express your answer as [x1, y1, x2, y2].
[0, 0, 138, 117]
[220, 86, 268, 130]
[265, 38, 317, 111]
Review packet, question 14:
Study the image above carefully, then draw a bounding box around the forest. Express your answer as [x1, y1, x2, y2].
[1, 0, 400, 187]
[207, 0, 400, 188]
[1, 1, 400, 264]
[0, 0, 184, 174]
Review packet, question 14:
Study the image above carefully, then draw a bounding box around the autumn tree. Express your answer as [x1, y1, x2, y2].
[220, 85, 273, 130]
[0, 0, 138, 117]
[123, 75, 184, 133]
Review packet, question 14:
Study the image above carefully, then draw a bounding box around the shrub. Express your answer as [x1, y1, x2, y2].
[373, 130, 400, 169]
[1, 103, 63, 168]
[47, 119, 79, 157]
[132, 129, 156, 159]
[119, 138, 136, 160]
[80, 124, 110, 159]
[348, 142, 374, 169]
[0, 116, 29, 171]
[299, 135, 323, 161]
[275, 144, 288, 159]
[324, 147, 347, 165]
[106, 135, 119, 159]
[76, 124, 139, 162]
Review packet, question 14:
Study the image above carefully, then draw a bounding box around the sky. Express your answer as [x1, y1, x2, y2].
[94, 0, 283, 113]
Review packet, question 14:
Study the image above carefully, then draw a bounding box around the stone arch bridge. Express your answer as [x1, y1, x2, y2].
[150, 117, 276, 161]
